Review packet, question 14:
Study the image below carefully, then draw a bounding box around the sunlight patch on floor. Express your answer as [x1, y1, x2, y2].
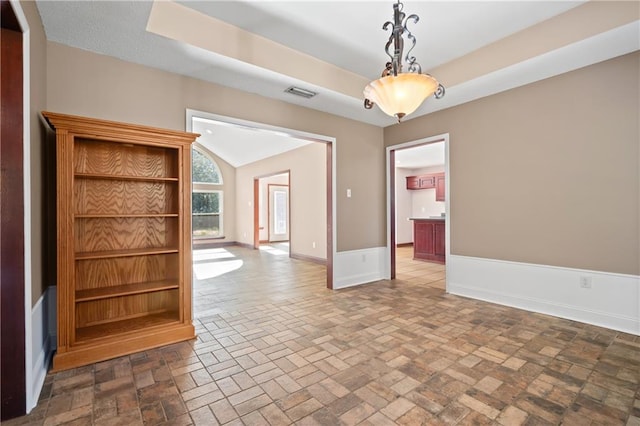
[259, 245, 289, 256]
[193, 248, 237, 261]
[193, 248, 243, 279]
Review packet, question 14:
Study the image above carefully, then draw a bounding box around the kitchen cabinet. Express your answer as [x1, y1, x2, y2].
[406, 172, 444, 195]
[406, 176, 420, 189]
[435, 174, 445, 201]
[412, 218, 445, 264]
[406, 175, 434, 190]
[43, 111, 198, 371]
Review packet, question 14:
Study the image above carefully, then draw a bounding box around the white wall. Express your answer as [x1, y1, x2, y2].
[411, 190, 445, 218]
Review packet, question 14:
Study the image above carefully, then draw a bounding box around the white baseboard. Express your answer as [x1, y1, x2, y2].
[27, 286, 56, 412]
[447, 255, 640, 336]
[334, 247, 387, 289]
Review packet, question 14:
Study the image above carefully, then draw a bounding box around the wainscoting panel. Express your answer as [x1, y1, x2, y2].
[334, 247, 387, 289]
[448, 255, 639, 335]
[28, 286, 56, 411]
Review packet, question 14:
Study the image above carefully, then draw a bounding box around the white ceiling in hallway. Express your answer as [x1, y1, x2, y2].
[192, 116, 312, 168]
[395, 142, 445, 170]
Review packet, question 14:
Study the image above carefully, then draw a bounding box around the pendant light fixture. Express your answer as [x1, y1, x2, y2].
[364, 0, 445, 122]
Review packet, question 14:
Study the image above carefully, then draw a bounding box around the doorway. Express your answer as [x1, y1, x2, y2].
[387, 134, 450, 282]
[268, 184, 289, 243]
[252, 172, 290, 253]
[187, 109, 335, 289]
[267, 181, 290, 243]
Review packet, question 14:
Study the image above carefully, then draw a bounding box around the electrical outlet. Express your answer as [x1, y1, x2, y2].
[579, 276, 592, 289]
[312, 242, 316, 249]
[361, 254, 366, 262]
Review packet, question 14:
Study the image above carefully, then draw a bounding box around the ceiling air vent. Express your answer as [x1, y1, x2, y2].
[284, 86, 317, 99]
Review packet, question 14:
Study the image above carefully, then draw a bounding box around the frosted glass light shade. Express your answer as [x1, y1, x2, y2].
[364, 73, 439, 120]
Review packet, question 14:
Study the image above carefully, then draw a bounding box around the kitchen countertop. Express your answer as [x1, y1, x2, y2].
[409, 217, 446, 220]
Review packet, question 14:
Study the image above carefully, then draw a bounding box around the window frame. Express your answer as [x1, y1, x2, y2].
[192, 144, 224, 239]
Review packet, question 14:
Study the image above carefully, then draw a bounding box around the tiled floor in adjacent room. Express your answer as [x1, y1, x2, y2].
[5, 246, 639, 425]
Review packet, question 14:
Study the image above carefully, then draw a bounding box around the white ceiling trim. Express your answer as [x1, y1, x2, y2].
[146, 1, 368, 99]
[163, 13, 639, 128]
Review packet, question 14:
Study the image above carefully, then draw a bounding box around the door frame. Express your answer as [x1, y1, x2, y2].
[187, 109, 335, 289]
[267, 183, 290, 243]
[386, 133, 450, 283]
[252, 171, 290, 248]
[1, 0, 33, 418]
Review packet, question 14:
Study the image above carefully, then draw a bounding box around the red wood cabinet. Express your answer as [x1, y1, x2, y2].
[435, 174, 445, 201]
[420, 175, 435, 188]
[406, 176, 420, 189]
[413, 219, 445, 264]
[406, 175, 435, 190]
[406, 172, 444, 201]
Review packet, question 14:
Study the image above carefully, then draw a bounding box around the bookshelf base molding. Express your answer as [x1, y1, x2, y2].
[52, 323, 195, 372]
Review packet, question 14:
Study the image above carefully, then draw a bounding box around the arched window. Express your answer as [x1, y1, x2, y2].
[192, 145, 223, 239]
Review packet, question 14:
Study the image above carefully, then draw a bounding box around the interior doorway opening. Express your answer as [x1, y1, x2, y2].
[387, 134, 450, 284]
[253, 172, 290, 255]
[186, 109, 335, 290]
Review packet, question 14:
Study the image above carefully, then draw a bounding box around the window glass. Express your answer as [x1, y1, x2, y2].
[192, 146, 223, 238]
[193, 148, 221, 184]
[192, 191, 221, 238]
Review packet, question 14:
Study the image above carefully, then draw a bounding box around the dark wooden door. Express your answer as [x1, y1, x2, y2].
[1, 14, 26, 420]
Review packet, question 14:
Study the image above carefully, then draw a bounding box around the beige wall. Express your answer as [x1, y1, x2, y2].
[237, 144, 327, 260]
[385, 52, 640, 276]
[46, 42, 386, 253]
[21, 0, 48, 306]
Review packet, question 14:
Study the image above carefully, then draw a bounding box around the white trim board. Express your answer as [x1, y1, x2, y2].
[447, 255, 640, 336]
[334, 247, 387, 289]
[27, 286, 56, 411]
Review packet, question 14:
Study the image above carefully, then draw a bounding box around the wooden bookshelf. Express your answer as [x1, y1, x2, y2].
[75, 173, 179, 182]
[75, 312, 180, 343]
[75, 280, 180, 302]
[43, 111, 198, 371]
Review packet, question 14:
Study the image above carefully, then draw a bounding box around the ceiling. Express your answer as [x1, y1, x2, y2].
[192, 116, 312, 168]
[395, 142, 444, 170]
[36, 1, 639, 167]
